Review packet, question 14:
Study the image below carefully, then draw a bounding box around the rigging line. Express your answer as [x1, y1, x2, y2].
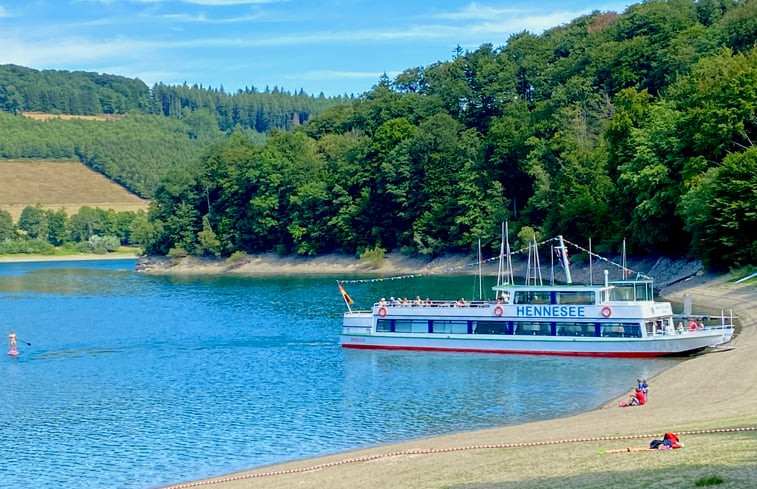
[561, 237, 651, 280]
[339, 238, 558, 285]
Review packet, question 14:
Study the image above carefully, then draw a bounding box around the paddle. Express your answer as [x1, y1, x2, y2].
[18, 339, 31, 346]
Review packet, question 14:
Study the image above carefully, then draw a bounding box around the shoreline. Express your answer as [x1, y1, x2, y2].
[161, 272, 756, 489]
[0, 252, 139, 263]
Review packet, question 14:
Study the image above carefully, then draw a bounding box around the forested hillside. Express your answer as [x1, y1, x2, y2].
[0, 68, 351, 196]
[0, 64, 351, 133]
[140, 0, 756, 269]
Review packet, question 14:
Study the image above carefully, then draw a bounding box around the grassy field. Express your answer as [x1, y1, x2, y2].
[21, 111, 124, 122]
[0, 159, 149, 221]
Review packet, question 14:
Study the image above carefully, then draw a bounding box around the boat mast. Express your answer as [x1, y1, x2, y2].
[478, 238, 483, 300]
[497, 222, 514, 287]
[525, 235, 543, 286]
[622, 238, 627, 280]
[556, 235, 572, 285]
[589, 237, 593, 285]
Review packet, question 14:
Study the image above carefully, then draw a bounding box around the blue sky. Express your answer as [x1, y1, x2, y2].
[0, 0, 633, 96]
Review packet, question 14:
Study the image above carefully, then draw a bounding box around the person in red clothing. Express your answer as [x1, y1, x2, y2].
[629, 387, 646, 406]
[619, 387, 646, 407]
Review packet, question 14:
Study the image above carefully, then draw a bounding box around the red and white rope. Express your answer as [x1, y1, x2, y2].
[162, 426, 757, 488]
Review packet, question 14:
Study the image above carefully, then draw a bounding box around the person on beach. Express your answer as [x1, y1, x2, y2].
[637, 379, 648, 397]
[9, 330, 16, 351]
[619, 387, 646, 407]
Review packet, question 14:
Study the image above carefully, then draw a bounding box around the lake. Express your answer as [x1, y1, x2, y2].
[0, 260, 681, 489]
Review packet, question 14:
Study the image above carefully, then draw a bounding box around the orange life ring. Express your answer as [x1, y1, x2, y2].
[601, 306, 612, 318]
[493, 305, 504, 317]
[378, 306, 388, 317]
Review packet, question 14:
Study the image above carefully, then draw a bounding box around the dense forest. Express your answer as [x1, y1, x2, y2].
[1, 0, 756, 270]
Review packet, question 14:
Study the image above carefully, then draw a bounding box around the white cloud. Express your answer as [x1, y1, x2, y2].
[158, 12, 265, 23]
[0, 36, 152, 67]
[434, 2, 525, 20]
[182, 0, 284, 5]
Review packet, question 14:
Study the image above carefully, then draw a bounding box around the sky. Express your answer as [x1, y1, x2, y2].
[0, 0, 634, 97]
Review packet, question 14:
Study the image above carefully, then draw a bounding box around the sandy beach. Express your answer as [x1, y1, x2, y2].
[159, 271, 756, 489]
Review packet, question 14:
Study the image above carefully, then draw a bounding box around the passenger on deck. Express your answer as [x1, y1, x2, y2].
[424, 297, 432, 306]
[413, 296, 422, 306]
[689, 320, 698, 331]
[455, 297, 467, 307]
[676, 322, 684, 334]
[379, 298, 387, 306]
[664, 322, 674, 335]
[698, 319, 705, 330]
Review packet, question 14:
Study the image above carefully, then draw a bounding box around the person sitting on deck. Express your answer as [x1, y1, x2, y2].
[689, 320, 698, 331]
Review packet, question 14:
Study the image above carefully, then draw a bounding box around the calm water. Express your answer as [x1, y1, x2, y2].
[0, 260, 682, 489]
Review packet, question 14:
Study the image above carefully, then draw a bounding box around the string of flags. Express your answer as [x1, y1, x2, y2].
[561, 238, 651, 280]
[337, 236, 648, 289]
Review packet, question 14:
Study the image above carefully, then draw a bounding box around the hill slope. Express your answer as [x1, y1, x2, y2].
[0, 159, 149, 221]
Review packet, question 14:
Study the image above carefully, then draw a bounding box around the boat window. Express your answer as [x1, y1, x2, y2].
[610, 285, 634, 301]
[394, 320, 430, 333]
[474, 321, 509, 335]
[645, 321, 655, 335]
[376, 319, 392, 332]
[432, 320, 469, 334]
[555, 291, 595, 305]
[556, 323, 594, 337]
[514, 291, 551, 305]
[600, 323, 642, 338]
[635, 283, 652, 301]
[516, 321, 552, 336]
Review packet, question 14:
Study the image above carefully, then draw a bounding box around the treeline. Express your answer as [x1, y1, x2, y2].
[0, 64, 351, 134]
[140, 0, 757, 269]
[0, 205, 146, 254]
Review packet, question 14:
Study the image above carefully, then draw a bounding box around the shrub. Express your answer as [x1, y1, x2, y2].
[360, 246, 385, 268]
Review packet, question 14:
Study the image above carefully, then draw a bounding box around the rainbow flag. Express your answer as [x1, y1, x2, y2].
[338, 283, 354, 304]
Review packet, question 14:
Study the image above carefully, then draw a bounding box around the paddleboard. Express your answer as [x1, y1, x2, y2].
[8, 349, 18, 357]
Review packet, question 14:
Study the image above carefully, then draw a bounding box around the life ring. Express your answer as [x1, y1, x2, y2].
[601, 306, 612, 318]
[378, 306, 388, 317]
[493, 305, 504, 317]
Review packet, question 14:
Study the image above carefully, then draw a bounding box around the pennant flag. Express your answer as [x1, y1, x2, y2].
[555, 247, 570, 269]
[338, 283, 354, 304]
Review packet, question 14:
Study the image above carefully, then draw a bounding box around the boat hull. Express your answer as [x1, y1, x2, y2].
[340, 308, 729, 357]
[340, 332, 722, 357]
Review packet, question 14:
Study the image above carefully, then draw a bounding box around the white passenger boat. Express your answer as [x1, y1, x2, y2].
[340, 236, 734, 357]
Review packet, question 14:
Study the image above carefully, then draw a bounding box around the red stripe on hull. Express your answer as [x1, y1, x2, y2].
[342, 344, 673, 358]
